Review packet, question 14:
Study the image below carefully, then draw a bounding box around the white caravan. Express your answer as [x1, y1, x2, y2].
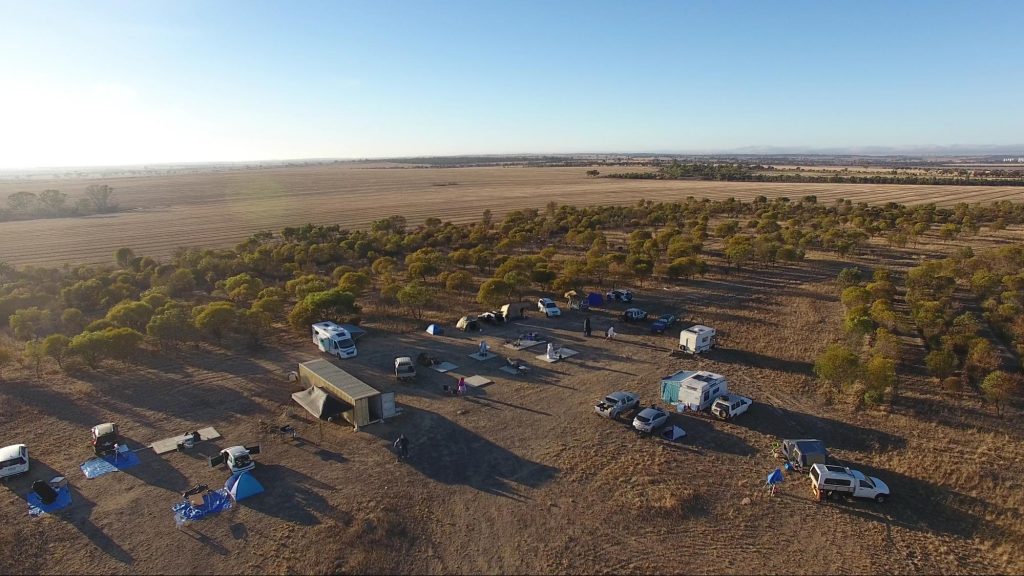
[311, 321, 358, 359]
[679, 325, 716, 354]
[0, 444, 30, 479]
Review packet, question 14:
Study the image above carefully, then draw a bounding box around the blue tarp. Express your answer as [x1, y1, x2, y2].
[172, 489, 232, 526]
[225, 472, 264, 501]
[586, 292, 604, 307]
[766, 468, 784, 485]
[80, 449, 141, 479]
[425, 324, 444, 335]
[27, 486, 72, 517]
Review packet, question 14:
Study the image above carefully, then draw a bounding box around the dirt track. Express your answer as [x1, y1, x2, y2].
[2, 165, 1023, 267]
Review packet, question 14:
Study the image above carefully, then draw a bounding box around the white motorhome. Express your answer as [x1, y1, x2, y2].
[660, 370, 728, 411]
[311, 321, 358, 359]
[0, 444, 30, 479]
[679, 325, 716, 354]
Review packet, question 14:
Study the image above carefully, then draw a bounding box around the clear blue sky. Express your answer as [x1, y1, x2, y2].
[1, 0, 1021, 167]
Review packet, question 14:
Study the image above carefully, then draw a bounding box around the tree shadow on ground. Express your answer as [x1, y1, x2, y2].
[242, 463, 338, 526]
[366, 406, 558, 501]
[742, 404, 906, 454]
[702, 347, 814, 376]
[779, 464, 996, 541]
[5, 457, 134, 565]
[113, 434, 192, 493]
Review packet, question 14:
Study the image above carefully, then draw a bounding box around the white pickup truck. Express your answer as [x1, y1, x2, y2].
[809, 463, 891, 503]
[594, 391, 640, 419]
[711, 394, 751, 420]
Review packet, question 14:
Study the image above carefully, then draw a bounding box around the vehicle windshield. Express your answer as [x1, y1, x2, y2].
[337, 338, 354, 348]
[636, 415, 650, 423]
[544, 302, 556, 308]
[234, 454, 251, 467]
[604, 396, 620, 405]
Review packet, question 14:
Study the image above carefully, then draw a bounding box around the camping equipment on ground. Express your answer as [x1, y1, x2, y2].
[780, 439, 829, 471]
[225, 471, 264, 501]
[661, 426, 687, 442]
[28, 477, 71, 517]
[456, 316, 480, 332]
[425, 324, 444, 335]
[172, 489, 232, 527]
[80, 444, 141, 479]
[292, 386, 347, 421]
[150, 427, 221, 455]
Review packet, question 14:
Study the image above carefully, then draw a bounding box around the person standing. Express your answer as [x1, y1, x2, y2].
[394, 434, 409, 460]
[458, 377, 467, 397]
[606, 325, 616, 340]
[583, 316, 592, 337]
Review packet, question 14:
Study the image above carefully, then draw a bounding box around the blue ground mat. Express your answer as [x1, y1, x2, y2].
[80, 449, 142, 479]
[28, 486, 72, 516]
[172, 489, 232, 526]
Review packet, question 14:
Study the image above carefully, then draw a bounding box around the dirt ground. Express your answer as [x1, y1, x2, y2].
[2, 165, 1024, 267]
[2, 240, 1021, 575]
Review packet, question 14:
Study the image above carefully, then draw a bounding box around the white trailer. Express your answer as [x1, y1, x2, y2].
[660, 370, 728, 411]
[679, 325, 716, 354]
[312, 321, 358, 359]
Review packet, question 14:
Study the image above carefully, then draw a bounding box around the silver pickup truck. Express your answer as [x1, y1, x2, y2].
[594, 391, 640, 419]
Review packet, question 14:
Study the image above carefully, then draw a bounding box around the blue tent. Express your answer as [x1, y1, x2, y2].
[425, 324, 444, 335]
[586, 292, 604, 307]
[766, 468, 784, 485]
[225, 472, 264, 501]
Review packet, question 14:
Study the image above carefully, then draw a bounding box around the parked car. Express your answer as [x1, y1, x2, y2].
[622, 308, 647, 322]
[633, 406, 669, 434]
[594, 391, 640, 419]
[0, 444, 29, 479]
[394, 356, 416, 382]
[650, 314, 678, 333]
[606, 289, 634, 303]
[209, 445, 261, 474]
[91, 422, 119, 455]
[711, 394, 752, 420]
[809, 463, 890, 503]
[537, 298, 562, 317]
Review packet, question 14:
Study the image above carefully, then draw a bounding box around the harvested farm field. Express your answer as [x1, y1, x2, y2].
[2, 164, 1024, 267]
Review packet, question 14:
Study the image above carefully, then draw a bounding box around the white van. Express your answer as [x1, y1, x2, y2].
[0, 444, 30, 479]
[311, 321, 358, 359]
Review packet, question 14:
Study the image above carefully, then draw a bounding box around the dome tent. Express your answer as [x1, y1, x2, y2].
[425, 324, 444, 335]
[225, 471, 264, 501]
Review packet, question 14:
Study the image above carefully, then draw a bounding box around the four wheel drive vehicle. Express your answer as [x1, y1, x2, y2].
[809, 463, 890, 503]
[780, 439, 829, 471]
[91, 422, 120, 455]
[209, 445, 261, 474]
[394, 357, 416, 382]
[650, 314, 678, 334]
[711, 394, 752, 420]
[622, 308, 648, 322]
[311, 321, 358, 359]
[594, 391, 641, 418]
[606, 289, 634, 303]
[633, 406, 669, 434]
[537, 298, 562, 317]
[0, 444, 30, 479]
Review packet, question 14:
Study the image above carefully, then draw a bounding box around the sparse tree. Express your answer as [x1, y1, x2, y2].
[41, 334, 71, 369]
[980, 371, 1017, 416]
[85, 184, 116, 213]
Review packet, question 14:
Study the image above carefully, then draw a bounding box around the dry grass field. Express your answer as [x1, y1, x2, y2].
[2, 165, 1023, 267]
[1, 230, 1022, 575]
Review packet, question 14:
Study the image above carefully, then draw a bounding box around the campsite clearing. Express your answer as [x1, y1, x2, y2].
[2, 232, 1022, 574]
